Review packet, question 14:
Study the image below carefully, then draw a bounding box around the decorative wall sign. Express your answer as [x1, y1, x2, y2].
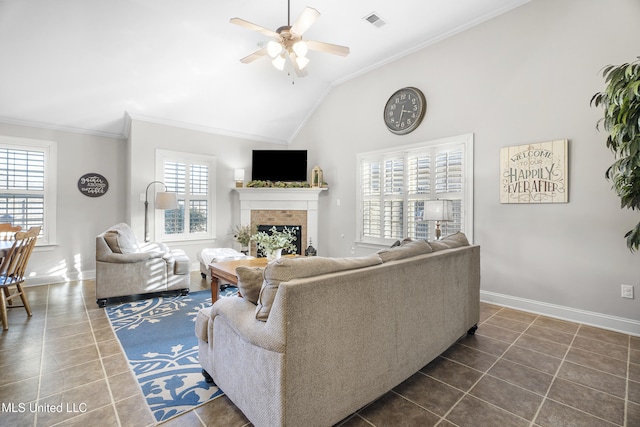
[500, 140, 568, 204]
[78, 173, 109, 197]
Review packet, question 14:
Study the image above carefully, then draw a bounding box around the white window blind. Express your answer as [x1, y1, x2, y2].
[0, 137, 57, 244]
[357, 135, 473, 245]
[156, 150, 216, 241]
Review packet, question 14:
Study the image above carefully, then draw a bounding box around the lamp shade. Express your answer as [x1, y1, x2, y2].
[272, 55, 286, 70]
[296, 55, 310, 70]
[267, 40, 283, 58]
[155, 192, 178, 210]
[292, 40, 308, 57]
[424, 200, 453, 221]
[234, 168, 245, 181]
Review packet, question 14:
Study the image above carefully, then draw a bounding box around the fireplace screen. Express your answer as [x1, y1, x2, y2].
[256, 225, 303, 257]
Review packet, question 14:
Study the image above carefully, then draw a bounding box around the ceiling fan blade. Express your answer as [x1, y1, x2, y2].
[290, 7, 320, 36]
[230, 17, 279, 38]
[240, 47, 268, 64]
[306, 40, 350, 57]
[289, 51, 309, 78]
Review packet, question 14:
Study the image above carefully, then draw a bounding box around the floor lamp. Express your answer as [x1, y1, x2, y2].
[424, 199, 453, 240]
[144, 181, 178, 242]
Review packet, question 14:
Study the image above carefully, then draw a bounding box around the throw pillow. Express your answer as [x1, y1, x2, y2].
[103, 230, 138, 254]
[428, 231, 470, 251]
[377, 239, 433, 262]
[235, 266, 264, 305]
[256, 282, 279, 322]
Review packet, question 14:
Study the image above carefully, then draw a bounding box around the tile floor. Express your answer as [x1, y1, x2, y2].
[1, 273, 639, 426]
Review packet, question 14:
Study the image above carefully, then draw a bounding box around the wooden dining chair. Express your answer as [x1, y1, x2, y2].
[0, 226, 40, 330]
[0, 223, 21, 241]
[0, 224, 21, 305]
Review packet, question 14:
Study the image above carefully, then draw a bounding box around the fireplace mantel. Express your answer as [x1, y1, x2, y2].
[234, 187, 327, 250]
[234, 187, 326, 201]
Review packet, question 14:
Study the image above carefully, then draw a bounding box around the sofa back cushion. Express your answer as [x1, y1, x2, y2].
[102, 223, 140, 254]
[256, 254, 383, 321]
[377, 239, 432, 262]
[428, 231, 470, 251]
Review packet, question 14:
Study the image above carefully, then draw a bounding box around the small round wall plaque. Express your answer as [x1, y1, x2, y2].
[78, 173, 109, 197]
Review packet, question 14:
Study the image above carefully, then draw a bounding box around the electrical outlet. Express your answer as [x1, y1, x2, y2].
[621, 284, 634, 299]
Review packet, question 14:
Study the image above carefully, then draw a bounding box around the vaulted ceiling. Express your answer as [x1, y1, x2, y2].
[0, 0, 528, 143]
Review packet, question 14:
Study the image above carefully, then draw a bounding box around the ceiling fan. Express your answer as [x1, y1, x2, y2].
[230, 0, 350, 77]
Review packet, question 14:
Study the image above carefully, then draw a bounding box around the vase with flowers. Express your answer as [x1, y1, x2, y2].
[232, 224, 253, 254]
[250, 226, 297, 261]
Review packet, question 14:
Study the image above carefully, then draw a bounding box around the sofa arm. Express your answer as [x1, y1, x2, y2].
[163, 249, 191, 275]
[209, 297, 285, 353]
[97, 251, 165, 264]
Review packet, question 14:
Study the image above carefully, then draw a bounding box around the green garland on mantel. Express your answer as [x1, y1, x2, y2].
[246, 180, 328, 188]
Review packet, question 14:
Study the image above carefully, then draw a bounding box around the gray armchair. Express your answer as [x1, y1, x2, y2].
[95, 223, 190, 307]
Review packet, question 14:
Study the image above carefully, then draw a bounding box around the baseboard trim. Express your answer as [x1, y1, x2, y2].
[24, 270, 96, 287]
[481, 290, 640, 337]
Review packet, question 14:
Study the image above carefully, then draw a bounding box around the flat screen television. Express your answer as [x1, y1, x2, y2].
[251, 150, 308, 182]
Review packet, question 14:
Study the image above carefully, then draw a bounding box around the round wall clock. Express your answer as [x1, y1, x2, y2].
[383, 87, 426, 135]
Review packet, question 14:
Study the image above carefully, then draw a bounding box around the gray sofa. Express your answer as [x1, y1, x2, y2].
[195, 233, 480, 426]
[95, 223, 191, 307]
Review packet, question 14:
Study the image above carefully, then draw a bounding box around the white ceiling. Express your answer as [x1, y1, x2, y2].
[0, 0, 528, 143]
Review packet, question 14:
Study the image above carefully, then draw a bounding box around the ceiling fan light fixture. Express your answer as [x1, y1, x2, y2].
[267, 40, 283, 58]
[292, 40, 308, 57]
[272, 54, 286, 70]
[296, 55, 310, 70]
[231, 2, 349, 77]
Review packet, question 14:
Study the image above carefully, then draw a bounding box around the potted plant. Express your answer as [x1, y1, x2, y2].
[232, 224, 253, 254]
[591, 57, 640, 252]
[250, 226, 297, 261]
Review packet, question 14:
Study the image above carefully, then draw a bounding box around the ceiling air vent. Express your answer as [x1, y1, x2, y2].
[364, 12, 387, 28]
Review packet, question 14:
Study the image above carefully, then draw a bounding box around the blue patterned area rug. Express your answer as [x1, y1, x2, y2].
[106, 289, 236, 422]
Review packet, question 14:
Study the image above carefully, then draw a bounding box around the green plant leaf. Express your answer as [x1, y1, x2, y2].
[624, 222, 640, 252]
[593, 57, 640, 253]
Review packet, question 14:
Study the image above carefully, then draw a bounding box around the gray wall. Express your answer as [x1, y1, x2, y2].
[1, 0, 637, 333]
[0, 122, 126, 284]
[291, 0, 640, 330]
[126, 119, 283, 266]
[0, 119, 279, 284]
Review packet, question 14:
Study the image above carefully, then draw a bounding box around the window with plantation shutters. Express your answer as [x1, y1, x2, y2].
[361, 156, 406, 239]
[357, 134, 473, 246]
[0, 137, 57, 245]
[156, 150, 216, 241]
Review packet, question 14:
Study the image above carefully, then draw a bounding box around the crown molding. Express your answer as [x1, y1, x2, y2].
[0, 116, 126, 140]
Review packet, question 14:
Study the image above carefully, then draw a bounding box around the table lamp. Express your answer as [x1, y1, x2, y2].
[424, 199, 453, 240]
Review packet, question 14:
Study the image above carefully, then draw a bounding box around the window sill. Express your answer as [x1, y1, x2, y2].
[355, 241, 391, 250]
[161, 237, 217, 245]
[34, 243, 57, 252]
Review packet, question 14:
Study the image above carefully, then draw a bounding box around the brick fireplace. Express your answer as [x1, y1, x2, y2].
[234, 187, 327, 256]
[251, 211, 306, 256]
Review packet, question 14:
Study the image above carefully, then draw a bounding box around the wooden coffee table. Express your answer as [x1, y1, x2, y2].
[208, 257, 270, 302]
